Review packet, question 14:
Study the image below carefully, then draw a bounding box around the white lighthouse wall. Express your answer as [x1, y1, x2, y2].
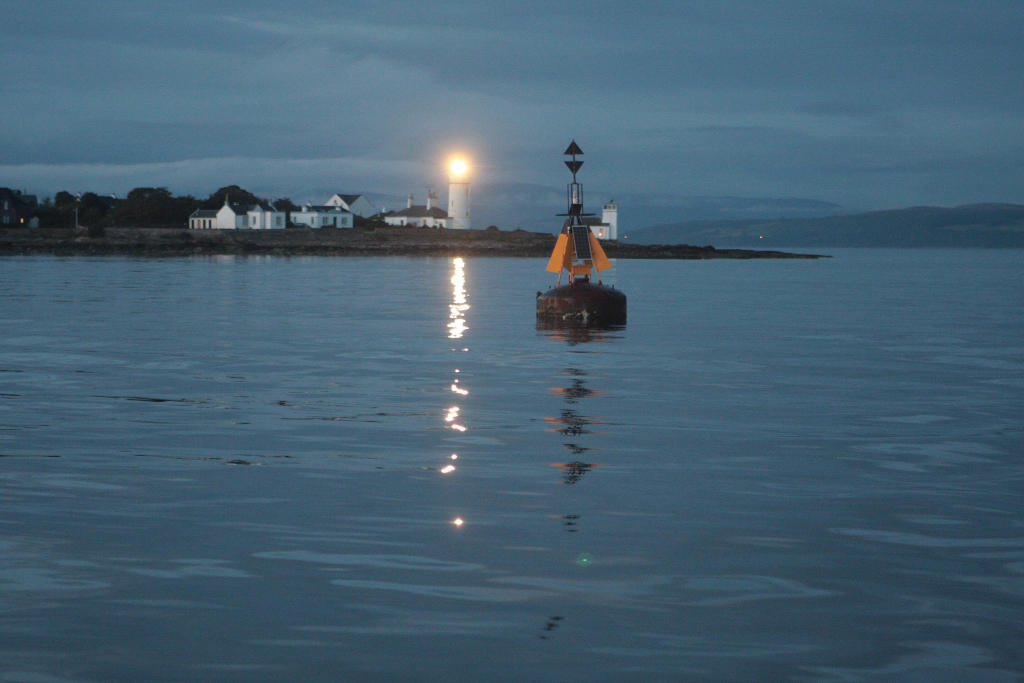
[448, 182, 471, 230]
[601, 202, 618, 240]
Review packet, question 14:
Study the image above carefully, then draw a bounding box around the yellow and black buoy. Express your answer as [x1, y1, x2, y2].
[536, 140, 627, 326]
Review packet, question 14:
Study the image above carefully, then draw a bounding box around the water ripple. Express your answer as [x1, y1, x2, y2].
[806, 641, 1015, 682]
[674, 575, 835, 606]
[833, 528, 1024, 548]
[0, 568, 110, 592]
[328, 579, 548, 602]
[254, 550, 482, 572]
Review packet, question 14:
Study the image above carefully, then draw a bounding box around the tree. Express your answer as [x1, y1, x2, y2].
[78, 192, 111, 227]
[202, 185, 265, 210]
[35, 191, 77, 227]
[54, 191, 77, 209]
[110, 187, 198, 228]
[273, 197, 299, 212]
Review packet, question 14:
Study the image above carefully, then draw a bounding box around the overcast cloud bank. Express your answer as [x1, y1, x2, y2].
[3, 0, 1022, 228]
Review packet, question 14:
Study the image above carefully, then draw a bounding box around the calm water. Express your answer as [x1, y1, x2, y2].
[1, 250, 1022, 682]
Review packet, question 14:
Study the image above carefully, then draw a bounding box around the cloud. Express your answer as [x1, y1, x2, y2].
[0, 156, 424, 201]
[2, 0, 1022, 217]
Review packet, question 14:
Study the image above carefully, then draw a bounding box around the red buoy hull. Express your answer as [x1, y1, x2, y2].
[536, 281, 627, 326]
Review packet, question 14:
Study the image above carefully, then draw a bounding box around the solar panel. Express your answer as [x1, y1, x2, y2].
[571, 225, 592, 260]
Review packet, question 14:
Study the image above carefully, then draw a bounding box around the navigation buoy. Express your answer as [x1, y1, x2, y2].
[536, 140, 627, 326]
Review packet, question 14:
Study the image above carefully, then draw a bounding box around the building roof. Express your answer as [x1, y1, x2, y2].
[222, 202, 281, 214]
[304, 205, 350, 213]
[333, 194, 364, 204]
[386, 205, 449, 219]
[190, 209, 218, 218]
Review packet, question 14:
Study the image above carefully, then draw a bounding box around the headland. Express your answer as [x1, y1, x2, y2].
[0, 226, 824, 259]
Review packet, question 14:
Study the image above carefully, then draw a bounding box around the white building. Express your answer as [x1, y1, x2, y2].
[189, 196, 286, 230]
[582, 200, 618, 240]
[383, 191, 449, 228]
[290, 203, 354, 229]
[188, 209, 218, 230]
[245, 204, 287, 229]
[325, 193, 377, 218]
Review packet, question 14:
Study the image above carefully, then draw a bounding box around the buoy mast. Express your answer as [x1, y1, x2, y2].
[545, 140, 613, 286]
[537, 140, 626, 326]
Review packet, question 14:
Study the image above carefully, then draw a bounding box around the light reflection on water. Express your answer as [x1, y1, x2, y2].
[447, 256, 469, 341]
[445, 257, 468, 523]
[0, 252, 1021, 681]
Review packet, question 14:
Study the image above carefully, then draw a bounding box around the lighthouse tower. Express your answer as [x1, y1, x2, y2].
[601, 200, 618, 240]
[447, 158, 471, 230]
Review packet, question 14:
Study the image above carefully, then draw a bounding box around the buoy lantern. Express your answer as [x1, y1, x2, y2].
[536, 140, 627, 326]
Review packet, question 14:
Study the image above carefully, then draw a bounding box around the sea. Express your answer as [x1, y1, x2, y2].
[1, 249, 1021, 682]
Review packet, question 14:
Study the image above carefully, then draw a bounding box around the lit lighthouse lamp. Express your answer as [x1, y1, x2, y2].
[449, 158, 467, 177]
[447, 157, 471, 230]
[536, 140, 627, 326]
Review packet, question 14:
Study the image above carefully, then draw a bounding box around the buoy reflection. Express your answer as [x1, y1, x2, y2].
[550, 461, 602, 485]
[545, 366, 605, 536]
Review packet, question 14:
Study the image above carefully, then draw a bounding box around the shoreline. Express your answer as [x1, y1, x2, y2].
[0, 226, 826, 259]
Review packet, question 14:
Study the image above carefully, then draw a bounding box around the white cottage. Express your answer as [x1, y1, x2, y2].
[188, 209, 218, 230]
[245, 204, 286, 230]
[383, 191, 449, 228]
[290, 203, 353, 229]
[189, 195, 286, 230]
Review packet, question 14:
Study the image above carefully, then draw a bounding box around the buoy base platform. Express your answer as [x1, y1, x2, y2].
[536, 280, 627, 326]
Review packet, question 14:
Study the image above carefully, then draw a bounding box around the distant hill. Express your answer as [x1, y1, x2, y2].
[463, 189, 846, 234]
[627, 204, 1024, 247]
[618, 196, 845, 228]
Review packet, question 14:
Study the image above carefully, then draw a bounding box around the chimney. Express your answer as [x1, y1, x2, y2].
[426, 189, 436, 210]
[407, 194, 414, 209]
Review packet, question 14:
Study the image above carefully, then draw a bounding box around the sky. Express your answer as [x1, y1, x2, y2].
[2, 0, 1022, 229]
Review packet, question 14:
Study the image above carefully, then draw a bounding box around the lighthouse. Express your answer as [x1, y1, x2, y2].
[447, 158, 471, 230]
[601, 200, 618, 240]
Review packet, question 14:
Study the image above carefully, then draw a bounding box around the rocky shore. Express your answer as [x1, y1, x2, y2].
[0, 226, 824, 259]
